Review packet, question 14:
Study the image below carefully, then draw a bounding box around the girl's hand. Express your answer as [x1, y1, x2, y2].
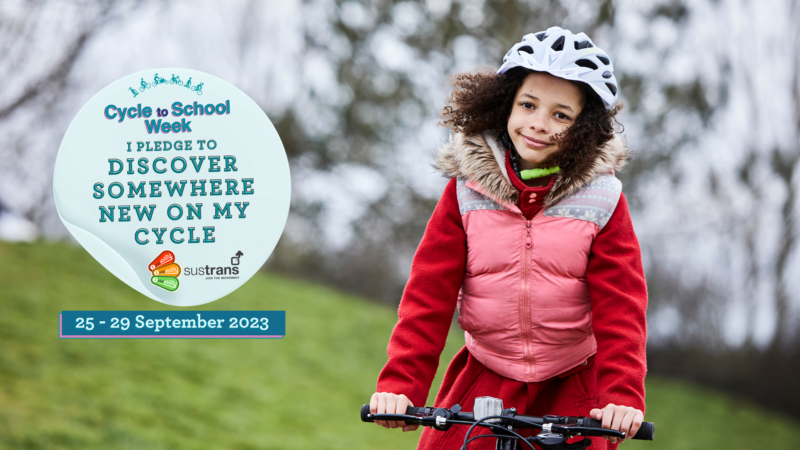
[369, 392, 419, 432]
[589, 403, 643, 445]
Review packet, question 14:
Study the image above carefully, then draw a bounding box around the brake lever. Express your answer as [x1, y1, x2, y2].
[552, 423, 625, 439]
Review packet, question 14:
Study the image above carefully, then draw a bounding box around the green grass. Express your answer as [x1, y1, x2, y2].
[1, 240, 798, 449]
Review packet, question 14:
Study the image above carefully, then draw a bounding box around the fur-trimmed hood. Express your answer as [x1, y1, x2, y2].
[433, 130, 630, 208]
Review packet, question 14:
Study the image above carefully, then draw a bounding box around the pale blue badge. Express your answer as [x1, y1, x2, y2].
[54, 68, 291, 306]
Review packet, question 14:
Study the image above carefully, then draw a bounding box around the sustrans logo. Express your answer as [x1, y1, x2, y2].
[149, 250, 181, 291]
[183, 265, 239, 277]
[184, 251, 242, 278]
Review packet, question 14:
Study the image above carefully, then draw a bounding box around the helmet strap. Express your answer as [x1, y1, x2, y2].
[501, 130, 523, 179]
[502, 130, 560, 180]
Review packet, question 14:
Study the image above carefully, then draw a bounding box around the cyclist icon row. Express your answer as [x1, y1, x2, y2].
[129, 73, 203, 98]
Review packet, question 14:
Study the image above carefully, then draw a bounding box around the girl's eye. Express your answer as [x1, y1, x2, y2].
[555, 112, 571, 120]
[521, 102, 534, 110]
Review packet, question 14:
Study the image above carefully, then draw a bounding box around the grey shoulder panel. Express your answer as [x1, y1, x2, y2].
[456, 178, 504, 215]
[543, 174, 622, 230]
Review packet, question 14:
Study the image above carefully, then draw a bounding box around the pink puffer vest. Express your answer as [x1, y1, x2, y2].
[455, 166, 622, 383]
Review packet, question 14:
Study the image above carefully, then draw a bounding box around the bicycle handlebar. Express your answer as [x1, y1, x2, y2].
[360, 404, 655, 441]
[580, 416, 654, 441]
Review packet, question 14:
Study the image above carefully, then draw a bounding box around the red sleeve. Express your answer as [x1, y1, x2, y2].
[586, 192, 648, 413]
[376, 178, 467, 407]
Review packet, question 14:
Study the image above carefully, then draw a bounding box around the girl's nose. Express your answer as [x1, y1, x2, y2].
[529, 111, 549, 133]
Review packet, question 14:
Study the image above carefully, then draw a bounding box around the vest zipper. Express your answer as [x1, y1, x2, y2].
[521, 209, 544, 381]
[525, 221, 532, 248]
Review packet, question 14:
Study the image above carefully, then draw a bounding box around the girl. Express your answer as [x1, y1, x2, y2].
[370, 27, 647, 449]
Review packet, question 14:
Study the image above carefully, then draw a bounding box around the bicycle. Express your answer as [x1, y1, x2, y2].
[361, 396, 654, 450]
[153, 74, 167, 85]
[191, 82, 204, 95]
[138, 78, 152, 92]
[170, 74, 183, 86]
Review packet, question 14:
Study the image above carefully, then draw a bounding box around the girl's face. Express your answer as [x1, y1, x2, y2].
[506, 72, 584, 170]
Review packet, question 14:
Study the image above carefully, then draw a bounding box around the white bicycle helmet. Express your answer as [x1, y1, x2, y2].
[498, 26, 618, 109]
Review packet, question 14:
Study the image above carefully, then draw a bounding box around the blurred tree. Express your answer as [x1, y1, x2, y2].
[613, 0, 800, 354]
[267, 0, 618, 302]
[0, 0, 142, 227]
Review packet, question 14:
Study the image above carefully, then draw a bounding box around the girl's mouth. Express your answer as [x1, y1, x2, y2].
[521, 134, 552, 148]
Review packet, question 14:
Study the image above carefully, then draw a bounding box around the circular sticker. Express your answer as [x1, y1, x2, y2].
[54, 69, 290, 306]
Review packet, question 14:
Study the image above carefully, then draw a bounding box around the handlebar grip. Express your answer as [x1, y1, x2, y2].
[584, 418, 655, 440]
[359, 405, 423, 423]
[406, 406, 424, 415]
[584, 418, 601, 428]
[361, 404, 372, 422]
[633, 421, 655, 440]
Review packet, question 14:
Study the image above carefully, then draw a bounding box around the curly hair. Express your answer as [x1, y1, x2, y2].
[439, 66, 623, 169]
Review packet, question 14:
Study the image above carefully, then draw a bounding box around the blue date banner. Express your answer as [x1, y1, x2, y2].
[60, 311, 284, 338]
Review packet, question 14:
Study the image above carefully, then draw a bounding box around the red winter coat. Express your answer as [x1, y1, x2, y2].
[376, 131, 648, 449]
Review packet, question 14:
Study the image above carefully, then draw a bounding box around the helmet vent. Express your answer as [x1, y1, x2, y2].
[535, 32, 547, 41]
[602, 71, 612, 79]
[551, 36, 565, 51]
[518, 45, 533, 54]
[574, 59, 598, 70]
[605, 83, 617, 96]
[574, 41, 594, 50]
[597, 56, 610, 65]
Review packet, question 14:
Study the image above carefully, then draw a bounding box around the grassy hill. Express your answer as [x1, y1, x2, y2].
[1, 240, 798, 449]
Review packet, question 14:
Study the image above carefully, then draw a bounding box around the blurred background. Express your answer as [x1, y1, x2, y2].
[2, 0, 800, 448]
